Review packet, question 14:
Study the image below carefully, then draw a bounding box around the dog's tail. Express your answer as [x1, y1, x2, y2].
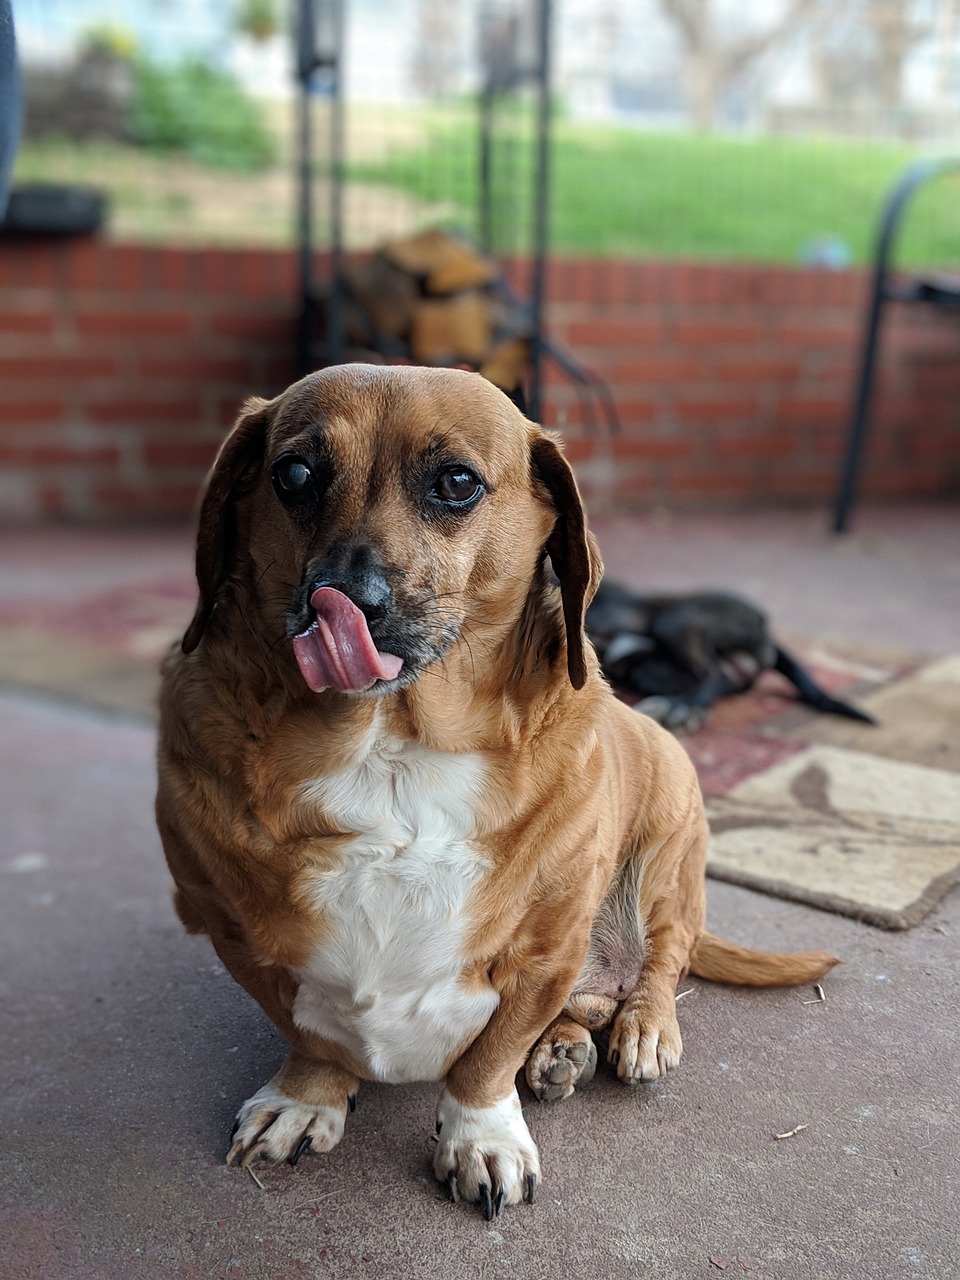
[774, 646, 875, 724]
[689, 931, 839, 987]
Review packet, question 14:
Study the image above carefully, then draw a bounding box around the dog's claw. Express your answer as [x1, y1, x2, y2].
[348, 1093, 357, 1113]
[288, 1134, 313, 1167]
[446, 1171, 459, 1204]
[609, 1048, 619, 1068]
[524, 1173, 537, 1204]
[494, 1187, 505, 1217]
[480, 1183, 494, 1221]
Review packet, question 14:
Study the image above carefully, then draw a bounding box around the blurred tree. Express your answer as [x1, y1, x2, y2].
[937, 0, 959, 98]
[809, 0, 936, 127]
[410, 0, 463, 98]
[235, 0, 279, 42]
[658, 0, 815, 129]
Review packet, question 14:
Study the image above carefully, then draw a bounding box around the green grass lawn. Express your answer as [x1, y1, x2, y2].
[14, 107, 960, 267]
[349, 114, 960, 268]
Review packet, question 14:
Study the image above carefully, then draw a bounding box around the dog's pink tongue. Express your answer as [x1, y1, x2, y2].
[293, 587, 403, 693]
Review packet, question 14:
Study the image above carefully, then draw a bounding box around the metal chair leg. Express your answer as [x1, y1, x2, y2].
[832, 276, 885, 533]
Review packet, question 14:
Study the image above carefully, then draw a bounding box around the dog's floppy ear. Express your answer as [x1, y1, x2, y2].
[530, 433, 604, 689]
[181, 397, 270, 654]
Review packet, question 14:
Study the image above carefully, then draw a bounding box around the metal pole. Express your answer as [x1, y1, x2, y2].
[296, 0, 315, 377]
[832, 157, 960, 531]
[325, 0, 346, 366]
[529, 0, 551, 422]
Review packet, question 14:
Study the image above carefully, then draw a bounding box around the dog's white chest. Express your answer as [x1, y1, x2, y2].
[292, 727, 498, 1083]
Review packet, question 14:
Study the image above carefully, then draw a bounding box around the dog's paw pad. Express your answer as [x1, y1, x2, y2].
[526, 1030, 598, 1102]
[608, 1007, 683, 1084]
[227, 1083, 347, 1168]
[433, 1090, 540, 1216]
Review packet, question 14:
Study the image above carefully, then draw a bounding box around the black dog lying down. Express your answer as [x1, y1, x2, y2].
[585, 580, 876, 733]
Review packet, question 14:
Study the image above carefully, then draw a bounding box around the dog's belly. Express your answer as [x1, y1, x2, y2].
[292, 727, 498, 1084]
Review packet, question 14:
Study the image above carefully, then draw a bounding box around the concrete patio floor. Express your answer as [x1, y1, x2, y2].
[2, 504, 959, 1280]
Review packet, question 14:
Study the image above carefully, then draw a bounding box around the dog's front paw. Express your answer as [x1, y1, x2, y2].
[227, 1083, 349, 1169]
[526, 1020, 598, 1102]
[433, 1089, 540, 1218]
[608, 1004, 683, 1084]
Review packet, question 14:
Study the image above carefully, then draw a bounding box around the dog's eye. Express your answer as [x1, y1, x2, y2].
[431, 467, 484, 508]
[272, 455, 314, 499]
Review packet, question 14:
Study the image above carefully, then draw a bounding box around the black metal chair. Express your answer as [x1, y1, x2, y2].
[832, 156, 960, 532]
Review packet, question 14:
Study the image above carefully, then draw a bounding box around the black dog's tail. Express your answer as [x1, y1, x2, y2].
[774, 647, 876, 724]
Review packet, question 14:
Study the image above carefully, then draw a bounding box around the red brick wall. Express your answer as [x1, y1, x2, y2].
[0, 239, 300, 520]
[544, 259, 960, 512]
[1, 239, 958, 520]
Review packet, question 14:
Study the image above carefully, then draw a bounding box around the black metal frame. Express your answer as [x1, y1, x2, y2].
[832, 156, 960, 533]
[295, 0, 346, 377]
[293, 0, 554, 413]
[476, 0, 552, 419]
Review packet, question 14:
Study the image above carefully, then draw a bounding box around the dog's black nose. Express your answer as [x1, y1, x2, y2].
[312, 546, 392, 624]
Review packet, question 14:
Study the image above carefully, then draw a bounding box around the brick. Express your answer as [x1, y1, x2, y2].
[237, 250, 276, 297]
[62, 238, 109, 290]
[556, 437, 597, 463]
[39, 484, 68, 518]
[675, 397, 759, 423]
[155, 247, 196, 293]
[0, 356, 117, 378]
[607, 357, 702, 386]
[76, 312, 193, 338]
[91, 483, 202, 516]
[776, 399, 848, 428]
[766, 468, 837, 496]
[3, 242, 58, 289]
[713, 431, 795, 458]
[0, 400, 66, 424]
[0, 442, 120, 466]
[666, 468, 757, 496]
[716, 359, 802, 384]
[777, 323, 857, 349]
[275, 248, 303, 295]
[211, 313, 295, 341]
[85, 398, 203, 425]
[139, 355, 253, 380]
[108, 244, 149, 291]
[673, 320, 763, 346]
[612, 436, 698, 459]
[198, 249, 237, 295]
[565, 319, 661, 348]
[611, 399, 659, 425]
[0, 313, 55, 335]
[143, 441, 219, 469]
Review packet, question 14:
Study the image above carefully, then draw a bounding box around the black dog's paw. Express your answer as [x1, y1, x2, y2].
[633, 696, 707, 734]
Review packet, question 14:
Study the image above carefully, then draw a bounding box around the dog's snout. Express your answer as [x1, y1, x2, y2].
[312, 546, 393, 624]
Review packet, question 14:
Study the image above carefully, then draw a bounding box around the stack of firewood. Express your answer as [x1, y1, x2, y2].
[339, 228, 532, 394]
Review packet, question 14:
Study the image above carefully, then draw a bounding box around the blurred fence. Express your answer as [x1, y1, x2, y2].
[8, 0, 960, 266]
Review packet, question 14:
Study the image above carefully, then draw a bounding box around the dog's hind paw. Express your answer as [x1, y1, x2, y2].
[607, 1004, 683, 1084]
[226, 1083, 349, 1169]
[526, 1019, 598, 1102]
[433, 1088, 540, 1217]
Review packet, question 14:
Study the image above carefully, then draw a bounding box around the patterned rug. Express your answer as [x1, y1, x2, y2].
[689, 650, 960, 930]
[1, 583, 957, 930]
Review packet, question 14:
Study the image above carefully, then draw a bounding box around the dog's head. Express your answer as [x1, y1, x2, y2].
[182, 364, 602, 694]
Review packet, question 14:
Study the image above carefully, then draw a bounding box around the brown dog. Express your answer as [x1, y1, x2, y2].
[156, 365, 837, 1218]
